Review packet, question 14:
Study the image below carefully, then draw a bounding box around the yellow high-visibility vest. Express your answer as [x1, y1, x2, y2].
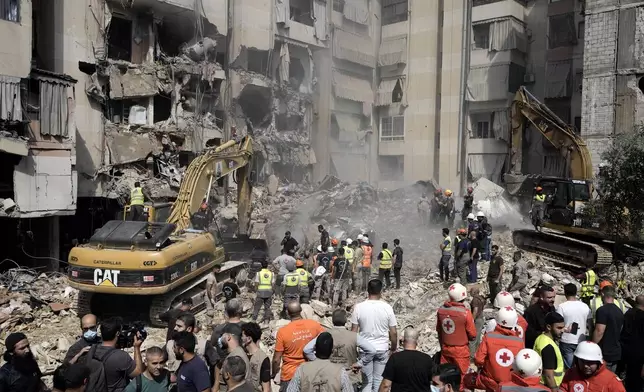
[380, 249, 393, 269]
[344, 246, 354, 263]
[130, 187, 145, 206]
[443, 236, 452, 253]
[258, 269, 273, 292]
[297, 268, 310, 288]
[534, 334, 564, 386]
[580, 270, 596, 298]
[535, 194, 546, 202]
[284, 272, 301, 287]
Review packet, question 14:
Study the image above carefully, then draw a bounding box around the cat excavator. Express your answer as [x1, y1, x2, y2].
[504, 86, 644, 270]
[67, 136, 267, 325]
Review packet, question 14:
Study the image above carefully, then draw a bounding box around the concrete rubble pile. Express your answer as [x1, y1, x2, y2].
[471, 178, 527, 230]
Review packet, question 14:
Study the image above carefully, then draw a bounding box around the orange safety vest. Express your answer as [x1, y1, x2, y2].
[478, 328, 525, 385]
[361, 245, 372, 268]
[437, 302, 472, 347]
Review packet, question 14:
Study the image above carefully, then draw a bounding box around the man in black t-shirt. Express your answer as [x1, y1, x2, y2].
[592, 286, 624, 372]
[380, 328, 435, 392]
[486, 245, 504, 301]
[221, 271, 241, 302]
[280, 231, 299, 255]
[331, 248, 350, 308]
[467, 231, 481, 283]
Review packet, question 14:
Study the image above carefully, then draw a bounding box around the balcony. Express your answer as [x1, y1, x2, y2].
[472, 0, 526, 24]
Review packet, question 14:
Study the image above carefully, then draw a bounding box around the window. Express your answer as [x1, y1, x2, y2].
[472, 24, 490, 50]
[0, 0, 18, 22]
[380, 116, 405, 141]
[382, 0, 408, 26]
[108, 17, 133, 61]
[470, 113, 494, 139]
[574, 116, 581, 134]
[333, 0, 344, 12]
[378, 155, 404, 179]
[548, 13, 577, 48]
[578, 21, 585, 39]
[508, 63, 526, 93]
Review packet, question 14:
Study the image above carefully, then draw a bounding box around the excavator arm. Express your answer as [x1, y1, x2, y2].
[509, 86, 594, 181]
[167, 136, 254, 234]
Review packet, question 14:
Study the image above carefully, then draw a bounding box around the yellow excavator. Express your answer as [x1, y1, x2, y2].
[67, 136, 267, 324]
[504, 86, 644, 270]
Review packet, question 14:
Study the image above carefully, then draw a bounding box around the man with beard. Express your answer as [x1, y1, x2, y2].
[0, 332, 45, 392]
[124, 347, 169, 392]
[524, 285, 556, 349]
[174, 332, 211, 392]
[64, 314, 101, 363]
[533, 312, 565, 390]
[241, 322, 271, 392]
[213, 324, 251, 392]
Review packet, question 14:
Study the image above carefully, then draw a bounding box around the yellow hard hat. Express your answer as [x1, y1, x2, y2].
[444, 189, 452, 196]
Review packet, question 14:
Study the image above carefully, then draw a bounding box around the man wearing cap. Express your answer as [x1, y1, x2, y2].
[533, 312, 565, 390]
[214, 323, 251, 392]
[286, 332, 353, 392]
[0, 333, 45, 392]
[560, 341, 625, 392]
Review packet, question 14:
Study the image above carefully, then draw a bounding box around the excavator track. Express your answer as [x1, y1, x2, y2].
[512, 229, 613, 271]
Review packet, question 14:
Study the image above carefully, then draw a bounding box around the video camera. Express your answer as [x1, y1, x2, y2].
[117, 322, 148, 348]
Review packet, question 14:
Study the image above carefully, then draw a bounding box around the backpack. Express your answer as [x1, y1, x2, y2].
[83, 344, 118, 392]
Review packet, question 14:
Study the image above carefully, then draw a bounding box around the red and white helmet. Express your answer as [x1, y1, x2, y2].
[448, 283, 467, 301]
[496, 306, 518, 329]
[514, 349, 542, 377]
[493, 292, 516, 309]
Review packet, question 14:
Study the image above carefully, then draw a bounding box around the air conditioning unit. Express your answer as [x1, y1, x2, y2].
[523, 73, 535, 84]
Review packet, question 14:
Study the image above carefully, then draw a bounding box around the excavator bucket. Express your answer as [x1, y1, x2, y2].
[219, 220, 268, 262]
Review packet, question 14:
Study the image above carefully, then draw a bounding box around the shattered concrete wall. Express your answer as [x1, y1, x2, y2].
[582, 0, 644, 171]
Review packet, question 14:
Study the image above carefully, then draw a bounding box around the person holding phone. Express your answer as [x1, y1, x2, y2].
[556, 284, 590, 369]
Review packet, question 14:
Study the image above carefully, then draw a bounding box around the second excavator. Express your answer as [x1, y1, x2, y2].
[505, 86, 644, 270]
[67, 136, 267, 325]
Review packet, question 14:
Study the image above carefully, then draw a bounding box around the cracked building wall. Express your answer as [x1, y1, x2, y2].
[582, 0, 644, 171]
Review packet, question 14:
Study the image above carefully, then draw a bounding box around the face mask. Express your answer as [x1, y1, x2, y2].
[83, 329, 98, 341]
[431, 386, 440, 392]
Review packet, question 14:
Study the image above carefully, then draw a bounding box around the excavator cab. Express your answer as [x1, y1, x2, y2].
[123, 202, 174, 223]
[535, 178, 593, 229]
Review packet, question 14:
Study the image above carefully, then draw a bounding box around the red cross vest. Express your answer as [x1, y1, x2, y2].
[517, 315, 528, 341]
[437, 302, 470, 346]
[481, 328, 525, 384]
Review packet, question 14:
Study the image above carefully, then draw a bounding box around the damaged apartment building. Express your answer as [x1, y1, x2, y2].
[465, 0, 585, 184]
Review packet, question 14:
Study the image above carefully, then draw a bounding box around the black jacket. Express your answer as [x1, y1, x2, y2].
[0, 362, 42, 392]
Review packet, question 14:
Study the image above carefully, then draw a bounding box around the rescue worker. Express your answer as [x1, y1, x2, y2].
[281, 261, 301, 319]
[392, 238, 404, 290]
[454, 230, 470, 284]
[465, 306, 525, 392]
[531, 186, 546, 229]
[577, 268, 597, 306]
[462, 186, 474, 225]
[443, 189, 456, 227]
[129, 181, 151, 221]
[486, 292, 529, 341]
[437, 283, 477, 388]
[351, 239, 363, 292]
[249, 246, 268, 281]
[318, 225, 330, 250]
[190, 202, 212, 230]
[589, 282, 626, 324]
[330, 247, 350, 308]
[295, 260, 313, 304]
[314, 246, 333, 302]
[342, 240, 355, 293]
[467, 213, 480, 236]
[533, 312, 565, 390]
[418, 193, 432, 226]
[559, 341, 626, 392]
[377, 242, 393, 289]
[439, 228, 453, 282]
[431, 189, 444, 224]
[497, 348, 549, 392]
[360, 237, 373, 291]
[507, 251, 529, 302]
[252, 260, 274, 322]
[477, 211, 492, 262]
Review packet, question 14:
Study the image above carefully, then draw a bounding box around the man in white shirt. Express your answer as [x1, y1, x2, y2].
[350, 279, 398, 392]
[555, 283, 590, 369]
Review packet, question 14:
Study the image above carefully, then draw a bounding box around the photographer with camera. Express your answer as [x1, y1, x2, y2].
[84, 317, 145, 392]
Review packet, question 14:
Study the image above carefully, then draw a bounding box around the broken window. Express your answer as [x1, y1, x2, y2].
[380, 116, 404, 141]
[470, 113, 493, 139]
[0, 0, 18, 22]
[108, 98, 148, 124]
[472, 23, 490, 50]
[508, 63, 526, 93]
[289, 57, 305, 89]
[378, 155, 404, 179]
[290, 0, 314, 26]
[392, 80, 403, 103]
[548, 13, 577, 49]
[382, 0, 408, 26]
[153, 93, 171, 123]
[108, 17, 133, 62]
[247, 49, 270, 74]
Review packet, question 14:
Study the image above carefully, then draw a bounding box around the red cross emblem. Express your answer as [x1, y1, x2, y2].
[516, 325, 524, 338]
[505, 306, 513, 311]
[523, 353, 530, 359]
[442, 318, 455, 335]
[501, 292, 510, 296]
[449, 284, 456, 291]
[573, 384, 584, 392]
[495, 349, 514, 367]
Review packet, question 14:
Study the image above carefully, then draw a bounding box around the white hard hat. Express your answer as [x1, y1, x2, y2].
[317, 245, 322, 252]
[496, 306, 518, 329]
[346, 239, 353, 245]
[574, 341, 603, 362]
[514, 349, 542, 377]
[467, 213, 475, 220]
[357, 234, 364, 241]
[476, 211, 485, 217]
[493, 292, 516, 309]
[327, 246, 334, 252]
[448, 283, 467, 301]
